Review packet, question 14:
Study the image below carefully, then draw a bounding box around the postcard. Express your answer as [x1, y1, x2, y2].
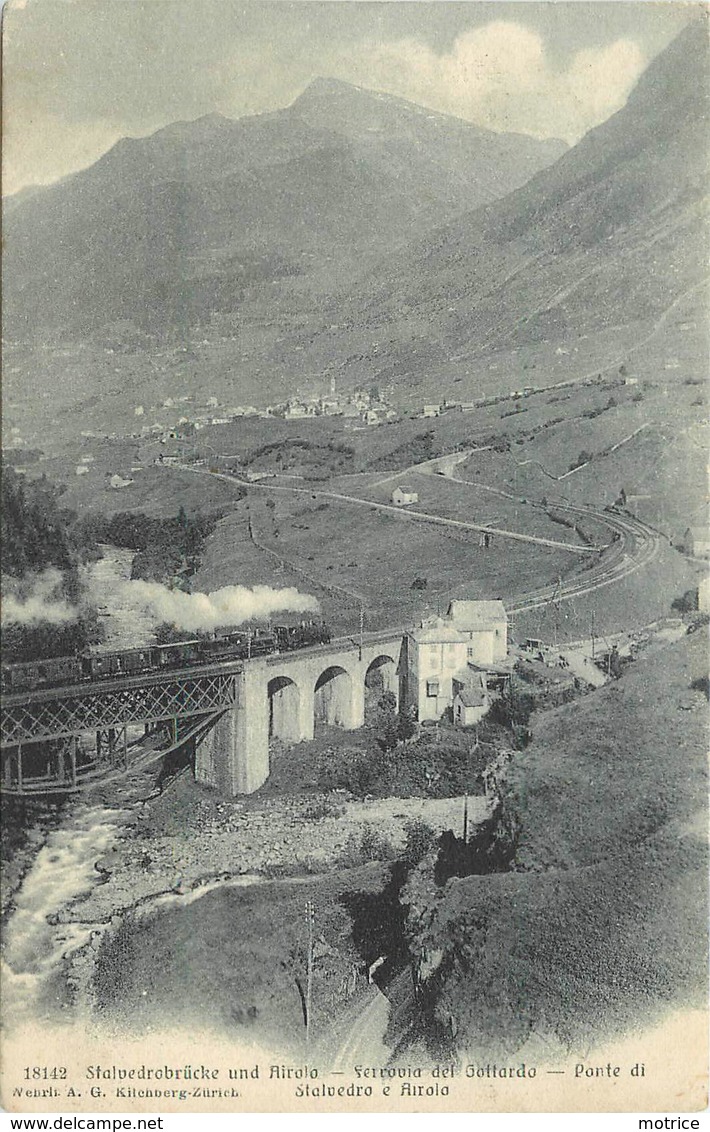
[1, 0, 708, 1118]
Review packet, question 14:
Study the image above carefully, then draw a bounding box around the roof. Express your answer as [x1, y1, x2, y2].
[410, 617, 466, 644]
[447, 599, 507, 628]
[394, 485, 417, 494]
[455, 685, 486, 708]
[466, 659, 514, 675]
[686, 527, 709, 541]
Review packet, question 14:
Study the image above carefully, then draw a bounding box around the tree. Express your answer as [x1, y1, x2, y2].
[569, 450, 593, 471]
[671, 589, 699, 614]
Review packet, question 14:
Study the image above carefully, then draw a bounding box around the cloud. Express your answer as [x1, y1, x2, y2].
[343, 21, 646, 142]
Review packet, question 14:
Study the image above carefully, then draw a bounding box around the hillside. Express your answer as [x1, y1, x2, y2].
[295, 19, 709, 392]
[402, 631, 708, 1057]
[2, 79, 565, 345]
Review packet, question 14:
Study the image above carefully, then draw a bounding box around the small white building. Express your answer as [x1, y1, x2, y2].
[285, 401, 311, 420]
[684, 527, 710, 559]
[453, 676, 489, 727]
[698, 575, 710, 612]
[392, 485, 419, 507]
[446, 600, 508, 666]
[421, 404, 441, 418]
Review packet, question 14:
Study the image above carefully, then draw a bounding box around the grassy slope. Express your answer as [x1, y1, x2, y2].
[409, 632, 708, 1054]
[92, 861, 389, 1051]
[193, 490, 581, 635]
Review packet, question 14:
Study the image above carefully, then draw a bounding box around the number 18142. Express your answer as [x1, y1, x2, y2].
[24, 1067, 67, 1080]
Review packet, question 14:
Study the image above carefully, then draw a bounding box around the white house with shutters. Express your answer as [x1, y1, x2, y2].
[404, 600, 509, 721]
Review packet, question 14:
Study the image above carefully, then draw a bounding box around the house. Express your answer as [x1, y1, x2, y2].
[446, 600, 508, 665]
[421, 404, 441, 418]
[392, 485, 419, 507]
[684, 527, 710, 558]
[698, 575, 710, 612]
[404, 617, 469, 722]
[452, 676, 489, 727]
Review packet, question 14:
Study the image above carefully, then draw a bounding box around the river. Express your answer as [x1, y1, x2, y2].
[84, 545, 156, 651]
[1, 801, 125, 1032]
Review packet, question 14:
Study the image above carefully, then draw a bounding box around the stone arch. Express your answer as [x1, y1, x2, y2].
[268, 675, 302, 742]
[314, 665, 355, 729]
[364, 654, 399, 718]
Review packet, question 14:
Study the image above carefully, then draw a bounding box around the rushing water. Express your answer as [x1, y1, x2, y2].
[1, 802, 124, 1031]
[84, 546, 156, 651]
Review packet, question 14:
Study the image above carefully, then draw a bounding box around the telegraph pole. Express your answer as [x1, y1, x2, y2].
[305, 900, 315, 1052]
[359, 602, 364, 661]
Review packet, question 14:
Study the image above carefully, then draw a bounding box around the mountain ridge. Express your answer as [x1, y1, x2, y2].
[3, 76, 568, 344]
[305, 19, 709, 376]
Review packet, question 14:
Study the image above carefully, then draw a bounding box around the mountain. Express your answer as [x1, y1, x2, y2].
[2, 79, 566, 343]
[312, 20, 709, 378]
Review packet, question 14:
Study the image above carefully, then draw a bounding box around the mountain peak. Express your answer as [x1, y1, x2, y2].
[290, 76, 378, 106]
[288, 75, 460, 124]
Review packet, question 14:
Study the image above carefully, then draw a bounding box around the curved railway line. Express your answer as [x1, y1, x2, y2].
[508, 505, 661, 614]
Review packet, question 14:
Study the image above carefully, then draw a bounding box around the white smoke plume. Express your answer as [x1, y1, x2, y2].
[1, 569, 77, 626]
[119, 579, 320, 634]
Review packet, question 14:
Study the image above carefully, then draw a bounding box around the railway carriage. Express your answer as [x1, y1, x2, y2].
[1, 655, 84, 693]
[1, 619, 331, 694]
[83, 648, 154, 680]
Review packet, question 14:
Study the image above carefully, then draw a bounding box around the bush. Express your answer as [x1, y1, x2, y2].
[402, 820, 438, 867]
[488, 690, 534, 729]
[339, 824, 395, 867]
[318, 747, 390, 796]
[569, 450, 593, 471]
[372, 701, 418, 752]
[671, 589, 699, 614]
[1, 614, 104, 663]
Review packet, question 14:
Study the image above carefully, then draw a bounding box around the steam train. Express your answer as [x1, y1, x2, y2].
[1, 619, 332, 695]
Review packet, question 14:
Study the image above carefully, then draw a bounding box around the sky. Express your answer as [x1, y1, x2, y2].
[2, 0, 700, 194]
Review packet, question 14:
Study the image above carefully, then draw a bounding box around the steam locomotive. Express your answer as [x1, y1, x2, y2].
[1, 619, 332, 695]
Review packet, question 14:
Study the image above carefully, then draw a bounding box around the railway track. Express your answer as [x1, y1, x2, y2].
[509, 506, 661, 614]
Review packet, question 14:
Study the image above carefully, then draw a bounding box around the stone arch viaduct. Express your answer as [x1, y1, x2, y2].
[195, 630, 405, 795]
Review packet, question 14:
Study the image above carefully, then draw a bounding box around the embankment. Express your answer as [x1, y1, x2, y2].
[400, 631, 708, 1058]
